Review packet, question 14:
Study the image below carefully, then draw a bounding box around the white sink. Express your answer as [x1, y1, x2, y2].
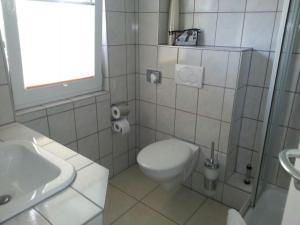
[0, 141, 75, 223]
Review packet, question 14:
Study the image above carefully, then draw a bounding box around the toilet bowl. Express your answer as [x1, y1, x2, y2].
[137, 139, 199, 190]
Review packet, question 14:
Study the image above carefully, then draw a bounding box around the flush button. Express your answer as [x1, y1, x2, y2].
[146, 69, 161, 84]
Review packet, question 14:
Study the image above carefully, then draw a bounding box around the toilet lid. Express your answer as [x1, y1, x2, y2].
[137, 139, 192, 171]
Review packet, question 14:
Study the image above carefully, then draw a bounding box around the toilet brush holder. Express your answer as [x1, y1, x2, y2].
[204, 158, 220, 195]
[203, 142, 220, 195]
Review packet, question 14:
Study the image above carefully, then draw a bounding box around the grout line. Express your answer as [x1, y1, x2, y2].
[213, 0, 220, 46]
[109, 181, 155, 202]
[108, 163, 234, 225]
[64, 152, 79, 161]
[71, 187, 104, 210]
[138, 124, 228, 153]
[124, 15, 131, 167]
[109, 172, 183, 225]
[185, 10, 282, 13]
[107, 74, 116, 177]
[139, 184, 161, 201]
[173, 84, 178, 137]
[233, 50, 254, 174]
[218, 52, 231, 153]
[139, 202, 181, 225]
[73, 160, 94, 172]
[183, 198, 208, 225]
[95, 96, 102, 159]
[239, 0, 249, 47]
[45, 108, 53, 141]
[19, 99, 115, 125]
[82, 212, 103, 225]
[139, 98, 229, 121]
[154, 48, 158, 141]
[139, 43, 254, 52]
[139, 72, 238, 90]
[35, 208, 54, 225]
[268, 9, 280, 52]
[109, 201, 140, 225]
[172, 48, 180, 137]
[193, 88, 200, 144]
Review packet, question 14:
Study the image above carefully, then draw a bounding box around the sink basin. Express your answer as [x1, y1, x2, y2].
[0, 141, 75, 222]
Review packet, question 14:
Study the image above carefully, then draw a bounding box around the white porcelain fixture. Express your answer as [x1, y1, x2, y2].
[175, 64, 204, 88]
[137, 139, 199, 189]
[0, 141, 75, 223]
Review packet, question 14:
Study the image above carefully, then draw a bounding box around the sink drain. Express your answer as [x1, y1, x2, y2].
[0, 195, 11, 205]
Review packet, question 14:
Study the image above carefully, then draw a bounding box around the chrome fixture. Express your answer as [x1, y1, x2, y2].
[279, 149, 300, 190]
[0, 195, 11, 206]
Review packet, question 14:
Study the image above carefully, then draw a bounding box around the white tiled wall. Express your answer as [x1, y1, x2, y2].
[136, 44, 250, 207]
[173, 0, 286, 193]
[15, 92, 137, 177]
[0, 0, 139, 179]
[233, 13, 300, 191]
[178, 0, 281, 49]
[0, 0, 298, 211]
[174, 3, 284, 176]
[135, 0, 292, 209]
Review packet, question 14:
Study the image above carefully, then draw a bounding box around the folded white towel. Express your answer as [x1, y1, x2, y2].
[227, 209, 247, 225]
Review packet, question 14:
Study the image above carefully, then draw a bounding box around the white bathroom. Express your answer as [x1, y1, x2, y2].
[0, 0, 299, 224]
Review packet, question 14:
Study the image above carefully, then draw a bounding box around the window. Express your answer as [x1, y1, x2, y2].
[1, 0, 102, 109]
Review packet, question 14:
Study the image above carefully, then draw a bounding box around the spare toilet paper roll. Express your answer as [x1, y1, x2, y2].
[111, 104, 130, 119]
[113, 119, 130, 135]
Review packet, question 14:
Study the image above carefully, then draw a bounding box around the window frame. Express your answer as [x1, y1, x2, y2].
[1, 0, 102, 110]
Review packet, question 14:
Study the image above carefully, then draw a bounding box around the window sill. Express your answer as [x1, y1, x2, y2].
[16, 91, 110, 122]
[158, 44, 253, 52]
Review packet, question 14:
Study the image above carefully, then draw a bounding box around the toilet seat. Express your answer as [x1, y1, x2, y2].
[137, 139, 193, 180]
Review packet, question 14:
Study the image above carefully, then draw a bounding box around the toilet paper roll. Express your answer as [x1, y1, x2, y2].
[111, 104, 130, 119]
[113, 119, 130, 135]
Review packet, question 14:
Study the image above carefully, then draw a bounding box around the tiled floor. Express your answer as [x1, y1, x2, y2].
[104, 165, 229, 225]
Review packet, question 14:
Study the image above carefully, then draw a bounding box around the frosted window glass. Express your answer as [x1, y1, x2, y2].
[16, 0, 95, 88]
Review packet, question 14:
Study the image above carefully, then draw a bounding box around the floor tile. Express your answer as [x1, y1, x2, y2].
[142, 186, 206, 225]
[104, 185, 137, 225]
[185, 199, 229, 225]
[112, 203, 177, 225]
[110, 165, 159, 200]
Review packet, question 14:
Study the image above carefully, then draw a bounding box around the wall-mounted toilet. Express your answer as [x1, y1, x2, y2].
[137, 139, 199, 190]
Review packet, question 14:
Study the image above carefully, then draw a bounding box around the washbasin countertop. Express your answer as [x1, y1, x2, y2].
[0, 123, 109, 225]
[0, 141, 76, 222]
